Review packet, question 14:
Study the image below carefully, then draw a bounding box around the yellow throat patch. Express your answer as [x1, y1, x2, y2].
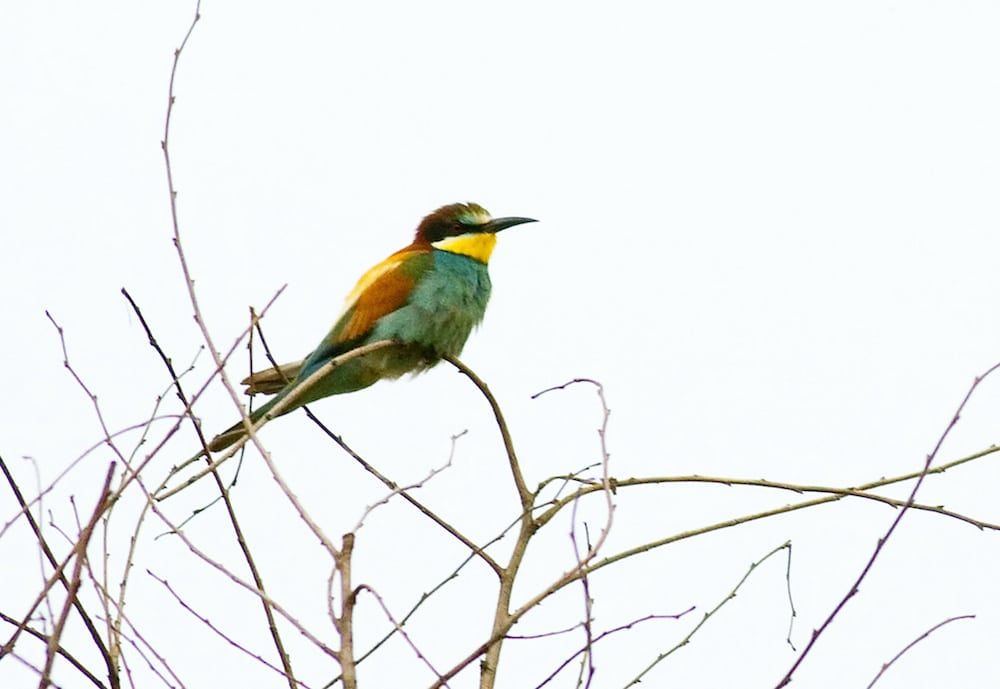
[432, 232, 497, 263]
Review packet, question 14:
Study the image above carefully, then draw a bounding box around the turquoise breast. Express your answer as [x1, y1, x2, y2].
[371, 249, 492, 357]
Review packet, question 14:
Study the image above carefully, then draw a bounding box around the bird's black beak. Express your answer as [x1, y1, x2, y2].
[483, 216, 537, 234]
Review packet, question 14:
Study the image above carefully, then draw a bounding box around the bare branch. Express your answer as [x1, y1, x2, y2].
[536, 473, 1000, 533]
[775, 360, 1000, 687]
[352, 430, 467, 532]
[431, 377, 617, 689]
[147, 571, 312, 688]
[0, 455, 118, 688]
[865, 615, 976, 688]
[0, 611, 108, 689]
[356, 585, 449, 687]
[625, 542, 794, 687]
[529, 610, 694, 689]
[249, 318, 503, 576]
[156, 339, 398, 501]
[39, 463, 116, 689]
[122, 289, 299, 687]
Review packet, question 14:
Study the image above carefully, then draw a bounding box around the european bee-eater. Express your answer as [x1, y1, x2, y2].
[204, 202, 536, 452]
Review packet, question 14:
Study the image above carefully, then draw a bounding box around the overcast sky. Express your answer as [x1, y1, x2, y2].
[3, 2, 1000, 688]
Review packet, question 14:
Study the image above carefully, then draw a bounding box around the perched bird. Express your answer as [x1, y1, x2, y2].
[204, 202, 536, 452]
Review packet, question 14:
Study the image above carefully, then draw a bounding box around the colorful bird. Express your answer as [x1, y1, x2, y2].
[204, 202, 536, 452]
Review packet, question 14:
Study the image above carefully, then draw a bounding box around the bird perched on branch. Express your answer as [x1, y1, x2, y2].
[204, 202, 536, 452]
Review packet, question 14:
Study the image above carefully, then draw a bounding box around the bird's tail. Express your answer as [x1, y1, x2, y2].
[242, 360, 303, 396]
[205, 395, 281, 453]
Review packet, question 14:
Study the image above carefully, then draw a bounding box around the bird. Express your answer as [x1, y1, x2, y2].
[203, 202, 536, 453]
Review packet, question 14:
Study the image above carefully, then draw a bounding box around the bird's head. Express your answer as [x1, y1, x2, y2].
[415, 202, 536, 263]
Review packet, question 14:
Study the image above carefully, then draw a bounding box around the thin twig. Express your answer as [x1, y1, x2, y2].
[776, 361, 1000, 687]
[111, 610, 188, 689]
[865, 615, 975, 688]
[569, 516, 595, 689]
[250, 319, 501, 577]
[0, 455, 119, 688]
[0, 611, 108, 689]
[625, 542, 794, 687]
[430, 377, 618, 689]
[356, 585, 449, 687]
[325, 512, 526, 688]
[155, 339, 398, 501]
[40, 463, 116, 689]
[352, 430, 467, 532]
[428, 430, 1000, 689]
[158, 0, 342, 581]
[306, 407, 501, 574]
[444, 355, 530, 508]
[0, 415, 189, 541]
[122, 287, 298, 687]
[43, 315, 340, 663]
[530, 610, 694, 689]
[535, 473, 1000, 533]
[248, 318, 502, 576]
[783, 542, 797, 650]
[147, 571, 313, 688]
[536, 379, 616, 689]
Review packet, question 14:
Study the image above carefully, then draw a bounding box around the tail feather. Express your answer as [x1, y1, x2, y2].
[206, 396, 280, 452]
[242, 360, 302, 396]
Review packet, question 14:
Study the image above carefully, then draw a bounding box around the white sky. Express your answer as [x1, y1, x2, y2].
[3, 2, 1000, 688]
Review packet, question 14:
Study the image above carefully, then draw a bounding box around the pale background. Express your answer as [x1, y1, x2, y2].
[2, 1, 999, 688]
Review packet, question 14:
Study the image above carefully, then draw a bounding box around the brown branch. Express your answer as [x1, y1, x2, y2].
[536, 473, 1000, 533]
[121, 289, 298, 687]
[0, 611, 108, 689]
[40, 462, 116, 689]
[0, 455, 119, 688]
[334, 534, 357, 689]
[429, 375, 617, 689]
[442, 356, 536, 689]
[444, 355, 530, 508]
[2, 490, 115, 669]
[161, 17, 357, 598]
[44, 312, 341, 664]
[430, 431, 1000, 689]
[325, 512, 527, 688]
[155, 339, 398, 501]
